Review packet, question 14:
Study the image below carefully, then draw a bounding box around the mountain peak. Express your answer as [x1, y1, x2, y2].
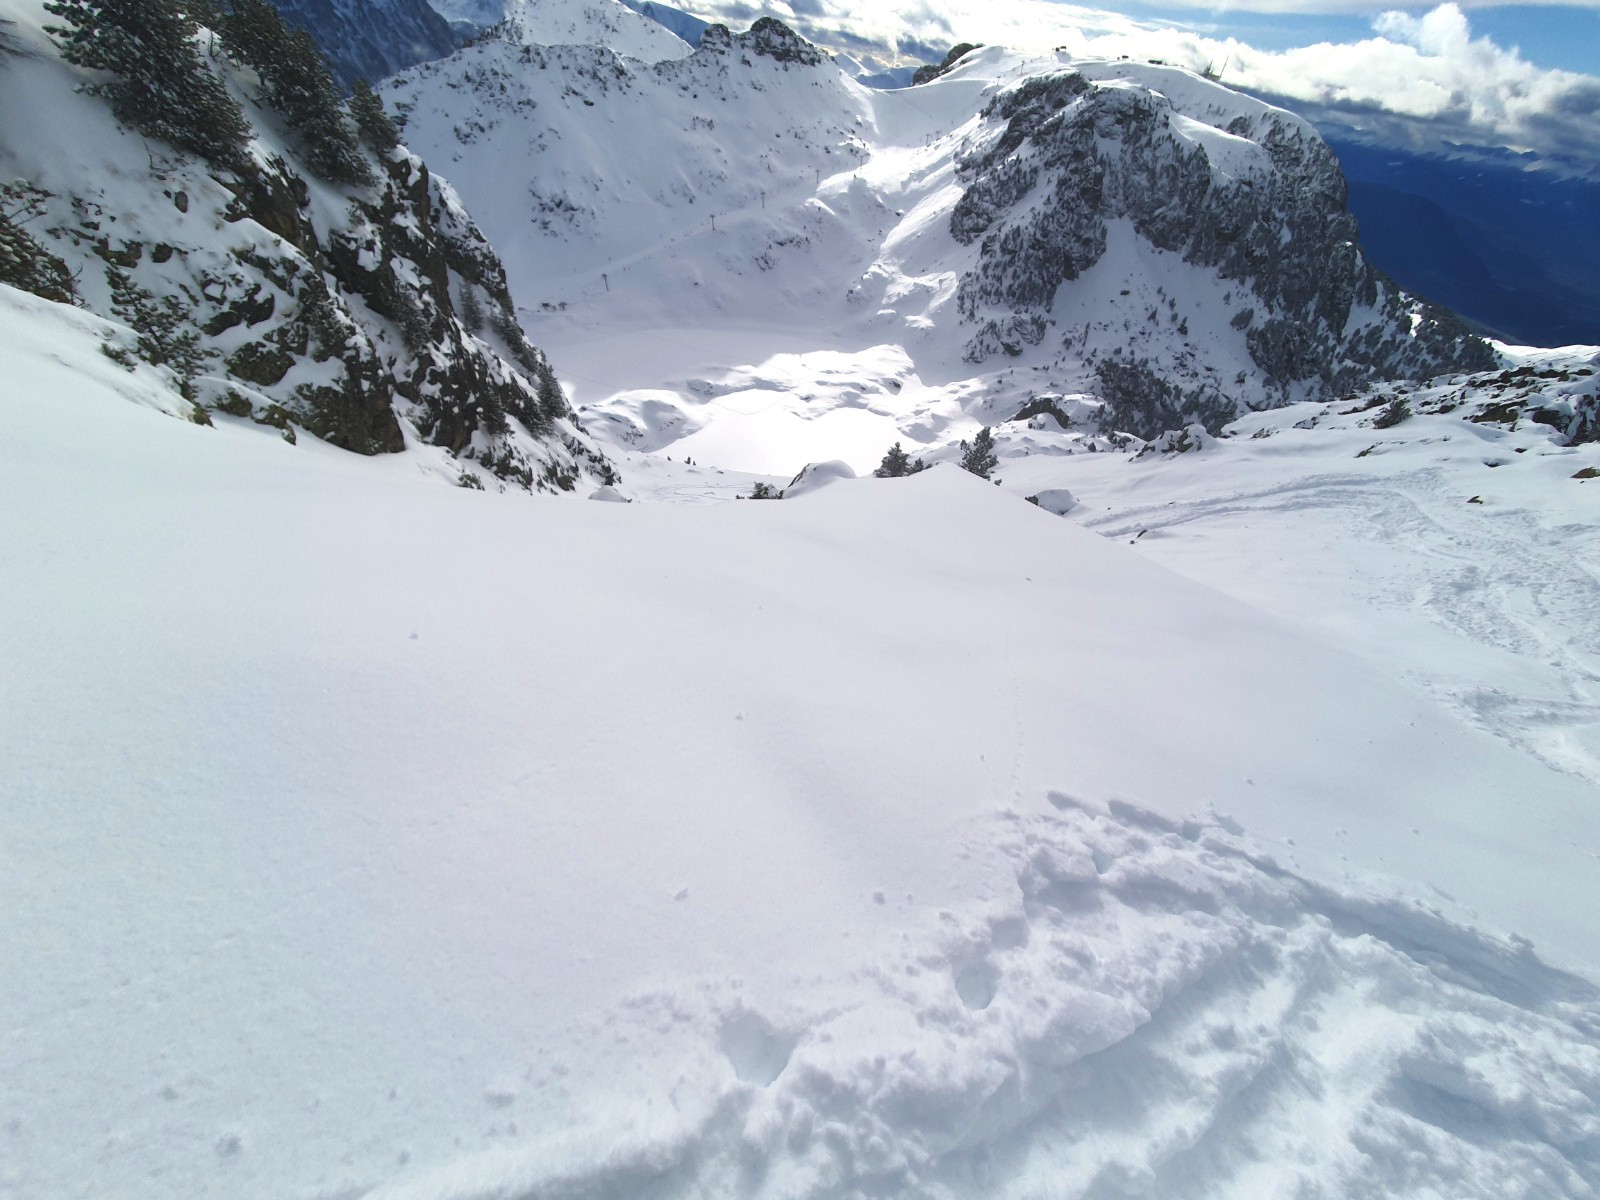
[698, 16, 827, 67]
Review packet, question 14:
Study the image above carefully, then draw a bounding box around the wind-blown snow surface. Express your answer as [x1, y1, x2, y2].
[6, 286, 1600, 1199]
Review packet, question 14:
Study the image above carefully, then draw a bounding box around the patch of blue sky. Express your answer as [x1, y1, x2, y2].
[1097, 0, 1599, 74]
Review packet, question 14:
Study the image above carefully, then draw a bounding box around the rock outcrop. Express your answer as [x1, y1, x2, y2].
[951, 69, 1496, 435]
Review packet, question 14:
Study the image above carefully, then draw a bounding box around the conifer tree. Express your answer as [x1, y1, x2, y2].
[456, 278, 484, 333]
[348, 78, 399, 154]
[0, 187, 76, 304]
[959, 426, 998, 479]
[105, 265, 208, 395]
[219, 0, 370, 186]
[873, 441, 927, 478]
[44, 0, 250, 169]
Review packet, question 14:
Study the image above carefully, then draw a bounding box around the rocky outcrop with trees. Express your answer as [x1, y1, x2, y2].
[2, 0, 612, 491]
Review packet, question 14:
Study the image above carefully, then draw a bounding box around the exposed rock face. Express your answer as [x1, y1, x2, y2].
[207, 142, 605, 479]
[697, 17, 826, 67]
[268, 0, 460, 89]
[951, 70, 1496, 436]
[912, 42, 981, 86]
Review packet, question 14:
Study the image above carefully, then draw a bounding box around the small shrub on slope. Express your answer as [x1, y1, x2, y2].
[106, 265, 208, 396]
[1372, 397, 1412, 429]
[0, 187, 76, 304]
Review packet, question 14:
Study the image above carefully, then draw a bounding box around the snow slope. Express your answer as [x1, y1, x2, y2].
[0, 0, 612, 492]
[993, 353, 1600, 794]
[5, 282, 1600, 1200]
[6, 4, 1600, 1197]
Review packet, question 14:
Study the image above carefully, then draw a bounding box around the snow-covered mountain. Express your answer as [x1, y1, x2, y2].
[385, 16, 1493, 459]
[0, 0, 612, 492]
[270, 0, 460, 89]
[6, 2, 1600, 1198]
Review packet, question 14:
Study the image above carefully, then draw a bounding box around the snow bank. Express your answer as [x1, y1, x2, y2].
[370, 794, 1600, 1200]
[1027, 487, 1078, 514]
[783, 458, 856, 496]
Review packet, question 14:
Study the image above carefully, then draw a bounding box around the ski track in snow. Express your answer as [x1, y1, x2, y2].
[1080, 466, 1600, 789]
[371, 795, 1600, 1200]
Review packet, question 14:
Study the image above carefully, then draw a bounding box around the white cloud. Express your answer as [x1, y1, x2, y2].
[1137, 0, 1600, 13]
[693, 0, 1600, 166]
[1227, 5, 1600, 161]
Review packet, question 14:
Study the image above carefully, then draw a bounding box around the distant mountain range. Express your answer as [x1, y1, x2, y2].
[1320, 133, 1600, 348]
[270, 0, 461, 89]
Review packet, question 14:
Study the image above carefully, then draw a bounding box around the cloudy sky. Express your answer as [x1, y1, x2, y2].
[695, 0, 1600, 168]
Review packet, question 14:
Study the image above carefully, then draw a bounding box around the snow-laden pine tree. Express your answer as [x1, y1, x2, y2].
[959, 428, 998, 479]
[874, 442, 927, 478]
[348, 78, 399, 153]
[44, 0, 250, 169]
[219, 0, 370, 186]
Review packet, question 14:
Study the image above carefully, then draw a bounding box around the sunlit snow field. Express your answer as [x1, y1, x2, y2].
[5, 273, 1600, 1199]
